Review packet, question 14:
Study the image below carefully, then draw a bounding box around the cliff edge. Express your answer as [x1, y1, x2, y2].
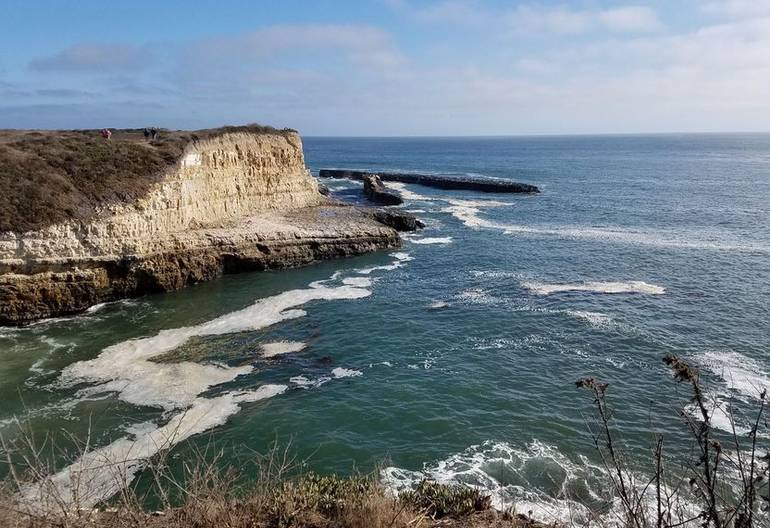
[0, 127, 401, 324]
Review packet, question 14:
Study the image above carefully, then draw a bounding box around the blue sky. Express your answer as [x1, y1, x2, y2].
[1, 0, 769, 135]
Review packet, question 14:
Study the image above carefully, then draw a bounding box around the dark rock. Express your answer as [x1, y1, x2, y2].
[372, 209, 425, 232]
[362, 175, 403, 205]
[319, 169, 540, 194]
[318, 182, 330, 196]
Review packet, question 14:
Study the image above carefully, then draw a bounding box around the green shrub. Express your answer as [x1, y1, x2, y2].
[267, 472, 376, 526]
[400, 479, 491, 519]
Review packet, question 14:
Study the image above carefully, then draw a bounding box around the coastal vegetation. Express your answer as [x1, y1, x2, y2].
[0, 436, 534, 528]
[0, 125, 294, 233]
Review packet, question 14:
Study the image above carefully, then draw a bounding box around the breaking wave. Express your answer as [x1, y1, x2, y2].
[382, 440, 703, 526]
[410, 236, 453, 245]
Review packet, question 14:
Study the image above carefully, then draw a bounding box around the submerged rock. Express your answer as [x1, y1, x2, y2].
[363, 174, 403, 205]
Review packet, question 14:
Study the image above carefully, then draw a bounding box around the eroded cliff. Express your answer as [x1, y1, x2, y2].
[0, 128, 401, 324]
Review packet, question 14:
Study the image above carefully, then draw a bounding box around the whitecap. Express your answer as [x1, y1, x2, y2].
[428, 301, 450, 309]
[410, 237, 453, 245]
[565, 310, 613, 326]
[523, 281, 665, 295]
[384, 182, 433, 201]
[696, 350, 770, 401]
[356, 252, 413, 275]
[331, 367, 363, 379]
[382, 440, 703, 527]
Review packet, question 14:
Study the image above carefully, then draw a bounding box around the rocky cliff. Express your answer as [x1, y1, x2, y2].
[0, 128, 402, 324]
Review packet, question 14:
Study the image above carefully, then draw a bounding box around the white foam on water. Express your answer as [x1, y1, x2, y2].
[410, 236, 453, 245]
[442, 201, 770, 254]
[696, 350, 770, 400]
[441, 199, 510, 230]
[565, 310, 613, 327]
[426, 189, 770, 253]
[356, 252, 413, 275]
[455, 288, 503, 306]
[382, 440, 704, 527]
[428, 300, 450, 309]
[470, 270, 519, 279]
[676, 352, 770, 439]
[19, 385, 286, 512]
[503, 223, 770, 254]
[384, 182, 433, 201]
[24, 273, 375, 510]
[405, 209, 426, 213]
[289, 375, 332, 389]
[261, 341, 307, 358]
[523, 281, 665, 296]
[381, 440, 595, 525]
[331, 367, 363, 379]
[342, 277, 373, 287]
[60, 281, 371, 410]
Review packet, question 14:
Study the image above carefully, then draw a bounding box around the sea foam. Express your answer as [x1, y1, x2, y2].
[410, 236, 453, 245]
[23, 267, 383, 510]
[382, 440, 703, 527]
[261, 341, 307, 358]
[523, 281, 665, 295]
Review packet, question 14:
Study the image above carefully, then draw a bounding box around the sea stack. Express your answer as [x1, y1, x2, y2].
[0, 126, 404, 325]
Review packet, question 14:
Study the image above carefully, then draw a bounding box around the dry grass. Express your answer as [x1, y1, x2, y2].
[0, 432, 537, 528]
[0, 124, 295, 233]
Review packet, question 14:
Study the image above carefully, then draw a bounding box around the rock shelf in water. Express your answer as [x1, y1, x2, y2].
[319, 169, 540, 194]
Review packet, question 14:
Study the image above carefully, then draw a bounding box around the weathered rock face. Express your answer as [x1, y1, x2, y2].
[363, 175, 403, 205]
[0, 131, 401, 325]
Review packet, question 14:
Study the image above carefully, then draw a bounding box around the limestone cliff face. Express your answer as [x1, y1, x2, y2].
[0, 130, 401, 324]
[0, 132, 323, 268]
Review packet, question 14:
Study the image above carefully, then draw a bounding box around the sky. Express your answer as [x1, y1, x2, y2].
[1, 0, 770, 135]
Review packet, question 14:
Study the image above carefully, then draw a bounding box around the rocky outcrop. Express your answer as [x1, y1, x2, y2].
[319, 169, 540, 194]
[363, 175, 403, 205]
[371, 210, 425, 232]
[0, 130, 401, 325]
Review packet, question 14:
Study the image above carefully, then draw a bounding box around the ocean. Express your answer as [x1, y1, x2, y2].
[2, 134, 769, 523]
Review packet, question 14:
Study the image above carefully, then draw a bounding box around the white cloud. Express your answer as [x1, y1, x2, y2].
[192, 24, 403, 70]
[8, 7, 770, 134]
[598, 6, 662, 32]
[700, 0, 770, 18]
[29, 44, 151, 73]
[409, 1, 488, 26]
[508, 4, 661, 35]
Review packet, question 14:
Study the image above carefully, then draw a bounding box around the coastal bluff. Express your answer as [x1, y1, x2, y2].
[0, 126, 405, 325]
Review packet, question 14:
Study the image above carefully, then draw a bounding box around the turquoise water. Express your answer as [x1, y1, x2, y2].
[2, 135, 769, 522]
